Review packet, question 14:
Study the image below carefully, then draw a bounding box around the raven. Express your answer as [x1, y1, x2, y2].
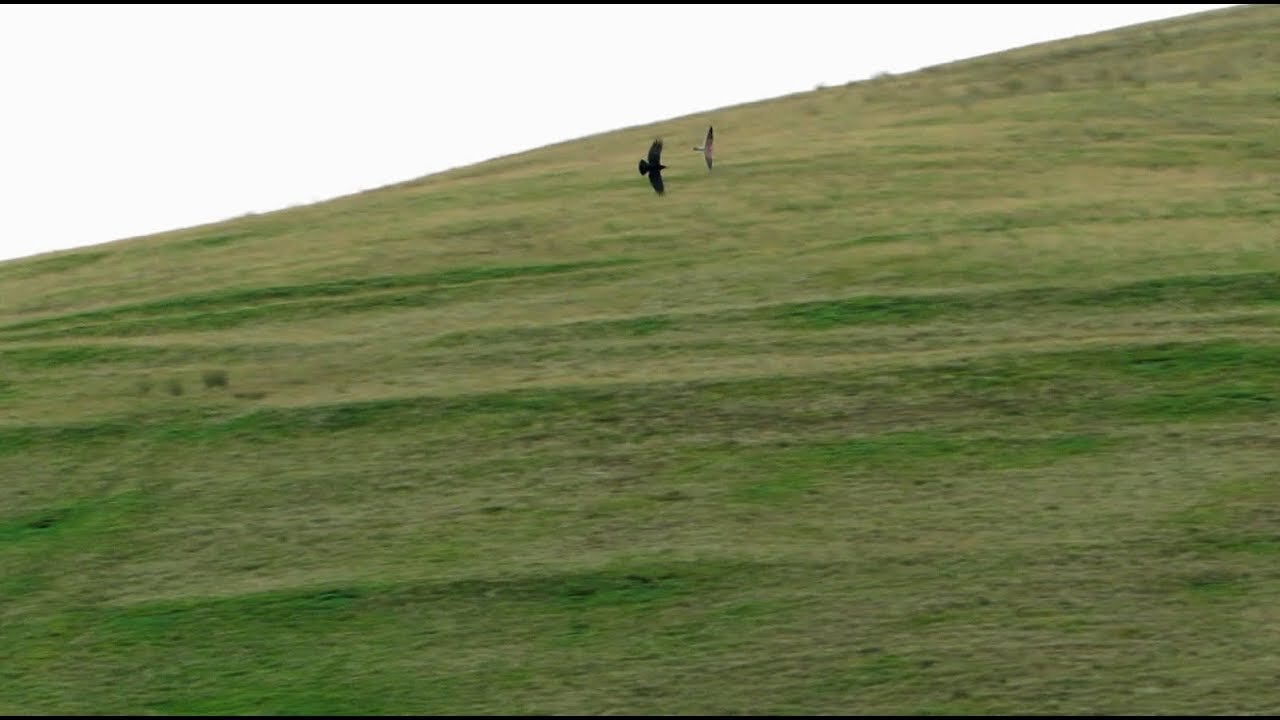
[637, 138, 666, 195]
[693, 125, 713, 170]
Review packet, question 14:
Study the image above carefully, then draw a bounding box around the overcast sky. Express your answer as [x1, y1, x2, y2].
[0, 3, 1236, 264]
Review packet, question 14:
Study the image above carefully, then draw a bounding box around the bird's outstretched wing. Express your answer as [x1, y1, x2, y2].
[703, 126, 713, 170]
[645, 138, 665, 194]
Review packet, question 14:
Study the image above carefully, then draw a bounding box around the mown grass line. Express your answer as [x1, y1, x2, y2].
[1, 339, 1273, 457]
[425, 271, 1280, 346]
[0, 259, 639, 337]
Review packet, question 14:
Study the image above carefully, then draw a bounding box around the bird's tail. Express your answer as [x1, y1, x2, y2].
[693, 146, 704, 151]
[638, 159, 649, 176]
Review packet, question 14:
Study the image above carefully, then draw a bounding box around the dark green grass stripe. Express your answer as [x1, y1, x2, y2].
[1, 339, 1274, 456]
[0, 259, 638, 335]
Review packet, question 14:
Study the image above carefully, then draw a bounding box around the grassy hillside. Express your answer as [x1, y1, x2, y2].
[3, 4, 1279, 714]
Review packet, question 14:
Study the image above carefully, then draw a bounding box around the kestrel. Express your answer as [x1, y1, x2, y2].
[693, 125, 713, 170]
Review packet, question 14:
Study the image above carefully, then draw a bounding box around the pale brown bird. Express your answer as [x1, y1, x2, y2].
[692, 125, 713, 170]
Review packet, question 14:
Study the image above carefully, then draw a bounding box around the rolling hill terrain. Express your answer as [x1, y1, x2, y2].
[2, 4, 1279, 714]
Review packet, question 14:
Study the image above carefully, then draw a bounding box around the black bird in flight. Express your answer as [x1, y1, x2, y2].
[693, 125, 713, 170]
[638, 138, 666, 195]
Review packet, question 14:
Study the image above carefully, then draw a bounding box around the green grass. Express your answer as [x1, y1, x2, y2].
[3, 4, 1280, 714]
[0, 259, 637, 339]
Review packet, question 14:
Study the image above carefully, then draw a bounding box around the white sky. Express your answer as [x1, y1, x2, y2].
[0, 3, 1236, 264]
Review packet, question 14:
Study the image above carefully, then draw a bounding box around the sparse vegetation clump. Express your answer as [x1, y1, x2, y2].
[202, 369, 229, 389]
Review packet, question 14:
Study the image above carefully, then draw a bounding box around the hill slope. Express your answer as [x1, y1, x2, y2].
[3, 4, 1279, 714]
